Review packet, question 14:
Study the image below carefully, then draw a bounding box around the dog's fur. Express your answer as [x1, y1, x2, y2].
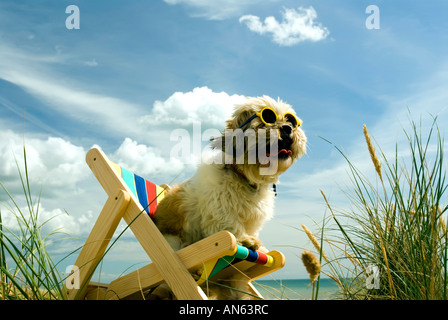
[154, 96, 307, 299]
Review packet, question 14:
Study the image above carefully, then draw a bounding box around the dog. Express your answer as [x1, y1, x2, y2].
[154, 95, 307, 299]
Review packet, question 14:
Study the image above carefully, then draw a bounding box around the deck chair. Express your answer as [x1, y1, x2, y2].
[64, 147, 285, 300]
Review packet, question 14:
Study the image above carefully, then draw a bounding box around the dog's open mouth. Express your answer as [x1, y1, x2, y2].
[266, 140, 293, 159]
[267, 149, 292, 156]
[278, 148, 293, 157]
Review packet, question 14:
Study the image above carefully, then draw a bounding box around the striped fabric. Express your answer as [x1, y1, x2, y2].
[110, 161, 275, 282]
[232, 245, 274, 266]
[110, 161, 166, 220]
[198, 245, 274, 284]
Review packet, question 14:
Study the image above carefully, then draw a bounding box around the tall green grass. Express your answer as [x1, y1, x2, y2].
[317, 117, 448, 299]
[0, 145, 68, 300]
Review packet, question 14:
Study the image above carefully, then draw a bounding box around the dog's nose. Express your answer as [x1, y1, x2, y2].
[280, 125, 292, 136]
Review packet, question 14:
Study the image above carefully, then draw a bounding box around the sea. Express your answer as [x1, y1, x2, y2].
[253, 278, 341, 300]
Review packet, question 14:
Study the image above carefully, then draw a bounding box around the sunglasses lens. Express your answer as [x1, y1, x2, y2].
[261, 108, 277, 124]
[285, 114, 299, 128]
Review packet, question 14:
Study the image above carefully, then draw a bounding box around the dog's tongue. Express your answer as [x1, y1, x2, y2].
[267, 149, 292, 157]
[279, 149, 292, 156]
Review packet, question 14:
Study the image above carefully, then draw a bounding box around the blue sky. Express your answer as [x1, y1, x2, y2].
[1, 0, 448, 283]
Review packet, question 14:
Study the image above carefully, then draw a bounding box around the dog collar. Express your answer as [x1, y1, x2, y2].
[227, 164, 277, 196]
[228, 164, 257, 189]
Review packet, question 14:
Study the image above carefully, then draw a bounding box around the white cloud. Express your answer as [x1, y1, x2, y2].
[137, 87, 247, 168]
[1, 204, 94, 236]
[0, 131, 94, 238]
[239, 7, 330, 46]
[84, 59, 98, 67]
[110, 137, 186, 178]
[0, 131, 187, 237]
[0, 129, 88, 196]
[140, 86, 246, 130]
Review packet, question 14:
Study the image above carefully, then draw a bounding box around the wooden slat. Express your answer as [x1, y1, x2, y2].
[84, 282, 108, 300]
[64, 189, 130, 300]
[106, 230, 237, 299]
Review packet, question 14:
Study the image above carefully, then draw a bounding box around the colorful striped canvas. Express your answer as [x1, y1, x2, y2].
[198, 245, 274, 284]
[110, 161, 166, 220]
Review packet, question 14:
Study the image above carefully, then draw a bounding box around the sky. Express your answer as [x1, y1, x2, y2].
[1, 0, 448, 283]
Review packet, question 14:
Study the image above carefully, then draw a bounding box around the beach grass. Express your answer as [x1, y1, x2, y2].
[0, 145, 70, 300]
[312, 116, 448, 299]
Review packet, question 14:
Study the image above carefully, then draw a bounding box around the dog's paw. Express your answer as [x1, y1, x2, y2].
[191, 268, 203, 281]
[240, 235, 263, 251]
[257, 246, 269, 254]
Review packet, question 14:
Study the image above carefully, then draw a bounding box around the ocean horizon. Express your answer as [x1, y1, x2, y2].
[253, 278, 340, 300]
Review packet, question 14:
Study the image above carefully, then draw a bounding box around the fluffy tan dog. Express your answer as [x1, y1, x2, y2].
[154, 95, 307, 299]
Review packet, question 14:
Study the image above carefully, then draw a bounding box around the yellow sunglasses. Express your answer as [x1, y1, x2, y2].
[239, 107, 301, 129]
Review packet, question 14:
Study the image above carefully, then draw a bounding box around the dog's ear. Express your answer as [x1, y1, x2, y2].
[208, 130, 237, 155]
[226, 109, 253, 130]
[209, 133, 224, 151]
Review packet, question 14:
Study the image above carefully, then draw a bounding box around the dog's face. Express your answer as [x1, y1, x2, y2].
[222, 95, 307, 185]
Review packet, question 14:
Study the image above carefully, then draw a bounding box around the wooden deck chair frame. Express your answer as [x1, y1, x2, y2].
[64, 147, 285, 300]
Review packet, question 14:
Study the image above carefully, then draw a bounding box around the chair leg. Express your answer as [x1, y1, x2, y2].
[122, 200, 208, 300]
[64, 189, 130, 300]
